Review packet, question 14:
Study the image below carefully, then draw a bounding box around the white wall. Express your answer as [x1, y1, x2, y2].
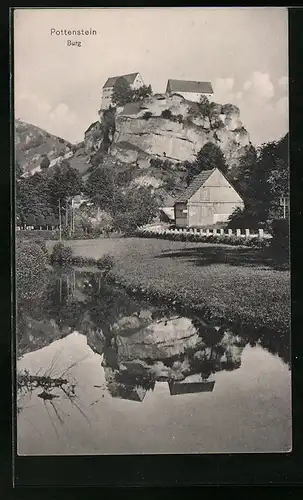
[169, 91, 213, 102]
[132, 73, 144, 89]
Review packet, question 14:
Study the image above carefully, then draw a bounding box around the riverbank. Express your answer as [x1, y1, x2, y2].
[46, 237, 291, 335]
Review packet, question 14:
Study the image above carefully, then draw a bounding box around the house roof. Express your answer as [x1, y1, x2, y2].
[167, 79, 213, 94]
[175, 169, 215, 203]
[103, 72, 140, 89]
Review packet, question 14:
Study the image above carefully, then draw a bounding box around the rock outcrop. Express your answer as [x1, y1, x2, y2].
[88, 93, 251, 172]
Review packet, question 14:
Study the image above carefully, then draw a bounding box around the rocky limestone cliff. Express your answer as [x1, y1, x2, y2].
[86, 94, 251, 173]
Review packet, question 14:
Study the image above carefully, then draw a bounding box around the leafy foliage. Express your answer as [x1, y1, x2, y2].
[142, 111, 153, 120]
[161, 109, 173, 120]
[48, 160, 83, 209]
[198, 96, 211, 117]
[16, 240, 48, 300]
[232, 134, 289, 225]
[50, 242, 74, 265]
[184, 142, 228, 185]
[269, 218, 289, 266]
[111, 78, 152, 107]
[96, 254, 115, 271]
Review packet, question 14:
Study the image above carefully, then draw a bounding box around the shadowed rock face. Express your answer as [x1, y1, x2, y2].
[83, 94, 251, 177]
[112, 95, 250, 169]
[100, 312, 246, 394]
[115, 316, 201, 361]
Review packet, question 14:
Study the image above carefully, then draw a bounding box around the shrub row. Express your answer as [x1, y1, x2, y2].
[133, 229, 270, 248]
[50, 243, 115, 271]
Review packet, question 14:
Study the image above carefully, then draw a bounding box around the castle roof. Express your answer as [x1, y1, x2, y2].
[167, 79, 213, 94]
[103, 72, 140, 88]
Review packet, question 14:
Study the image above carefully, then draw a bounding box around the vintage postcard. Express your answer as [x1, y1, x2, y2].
[14, 7, 291, 456]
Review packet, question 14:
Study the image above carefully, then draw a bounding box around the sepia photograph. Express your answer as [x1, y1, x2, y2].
[14, 7, 291, 456]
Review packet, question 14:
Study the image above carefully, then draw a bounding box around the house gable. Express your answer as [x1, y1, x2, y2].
[175, 169, 215, 203]
[188, 168, 244, 204]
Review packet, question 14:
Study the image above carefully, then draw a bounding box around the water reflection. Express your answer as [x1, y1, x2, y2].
[17, 266, 290, 405]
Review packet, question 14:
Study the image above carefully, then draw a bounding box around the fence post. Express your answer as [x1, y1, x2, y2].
[228, 229, 233, 236]
[206, 228, 210, 236]
[245, 229, 250, 237]
[194, 228, 197, 234]
[220, 228, 224, 235]
[236, 229, 241, 237]
[213, 228, 217, 235]
[258, 228, 264, 239]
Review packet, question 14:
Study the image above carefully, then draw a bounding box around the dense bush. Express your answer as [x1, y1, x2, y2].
[161, 109, 173, 120]
[142, 111, 153, 120]
[16, 240, 48, 299]
[269, 218, 290, 266]
[227, 206, 260, 230]
[32, 237, 49, 258]
[50, 242, 74, 264]
[96, 254, 115, 271]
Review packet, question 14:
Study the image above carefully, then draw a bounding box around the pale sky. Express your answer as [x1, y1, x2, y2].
[14, 7, 288, 145]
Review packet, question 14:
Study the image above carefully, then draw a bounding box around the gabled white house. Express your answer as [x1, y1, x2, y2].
[174, 168, 244, 228]
[166, 79, 213, 102]
[100, 72, 144, 110]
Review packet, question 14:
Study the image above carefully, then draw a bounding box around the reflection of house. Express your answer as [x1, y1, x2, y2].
[166, 79, 213, 101]
[100, 72, 144, 110]
[174, 168, 244, 228]
[169, 376, 215, 395]
[109, 384, 148, 402]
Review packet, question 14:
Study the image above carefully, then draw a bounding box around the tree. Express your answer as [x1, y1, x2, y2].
[198, 95, 211, 117]
[48, 160, 83, 208]
[40, 154, 50, 170]
[229, 134, 289, 225]
[185, 142, 228, 185]
[111, 77, 133, 107]
[17, 172, 54, 223]
[85, 164, 117, 211]
[112, 185, 161, 232]
[133, 84, 152, 101]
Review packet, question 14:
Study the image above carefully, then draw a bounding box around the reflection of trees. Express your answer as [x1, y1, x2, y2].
[17, 266, 290, 382]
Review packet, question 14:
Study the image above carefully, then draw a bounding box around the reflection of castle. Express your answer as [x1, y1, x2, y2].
[97, 313, 246, 402]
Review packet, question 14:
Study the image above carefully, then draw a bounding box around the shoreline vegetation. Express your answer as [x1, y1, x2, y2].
[44, 237, 290, 337]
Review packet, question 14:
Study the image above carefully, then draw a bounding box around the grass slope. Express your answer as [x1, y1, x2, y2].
[47, 237, 291, 334]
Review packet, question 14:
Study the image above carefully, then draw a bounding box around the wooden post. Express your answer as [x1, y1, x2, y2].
[236, 229, 241, 237]
[58, 199, 62, 242]
[66, 199, 68, 228]
[245, 229, 250, 237]
[220, 228, 224, 235]
[213, 228, 217, 235]
[228, 229, 233, 236]
[258, 228, 264, 239]
[206, 228, 210, 236]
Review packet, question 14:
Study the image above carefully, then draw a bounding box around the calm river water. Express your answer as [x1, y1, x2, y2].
[16, 267, 292, 455]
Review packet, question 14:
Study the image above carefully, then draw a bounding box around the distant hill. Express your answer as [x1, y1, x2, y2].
[15, 119, 91, 176]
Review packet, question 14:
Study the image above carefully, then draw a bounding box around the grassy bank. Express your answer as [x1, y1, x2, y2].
[46, 237, 291, 335]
